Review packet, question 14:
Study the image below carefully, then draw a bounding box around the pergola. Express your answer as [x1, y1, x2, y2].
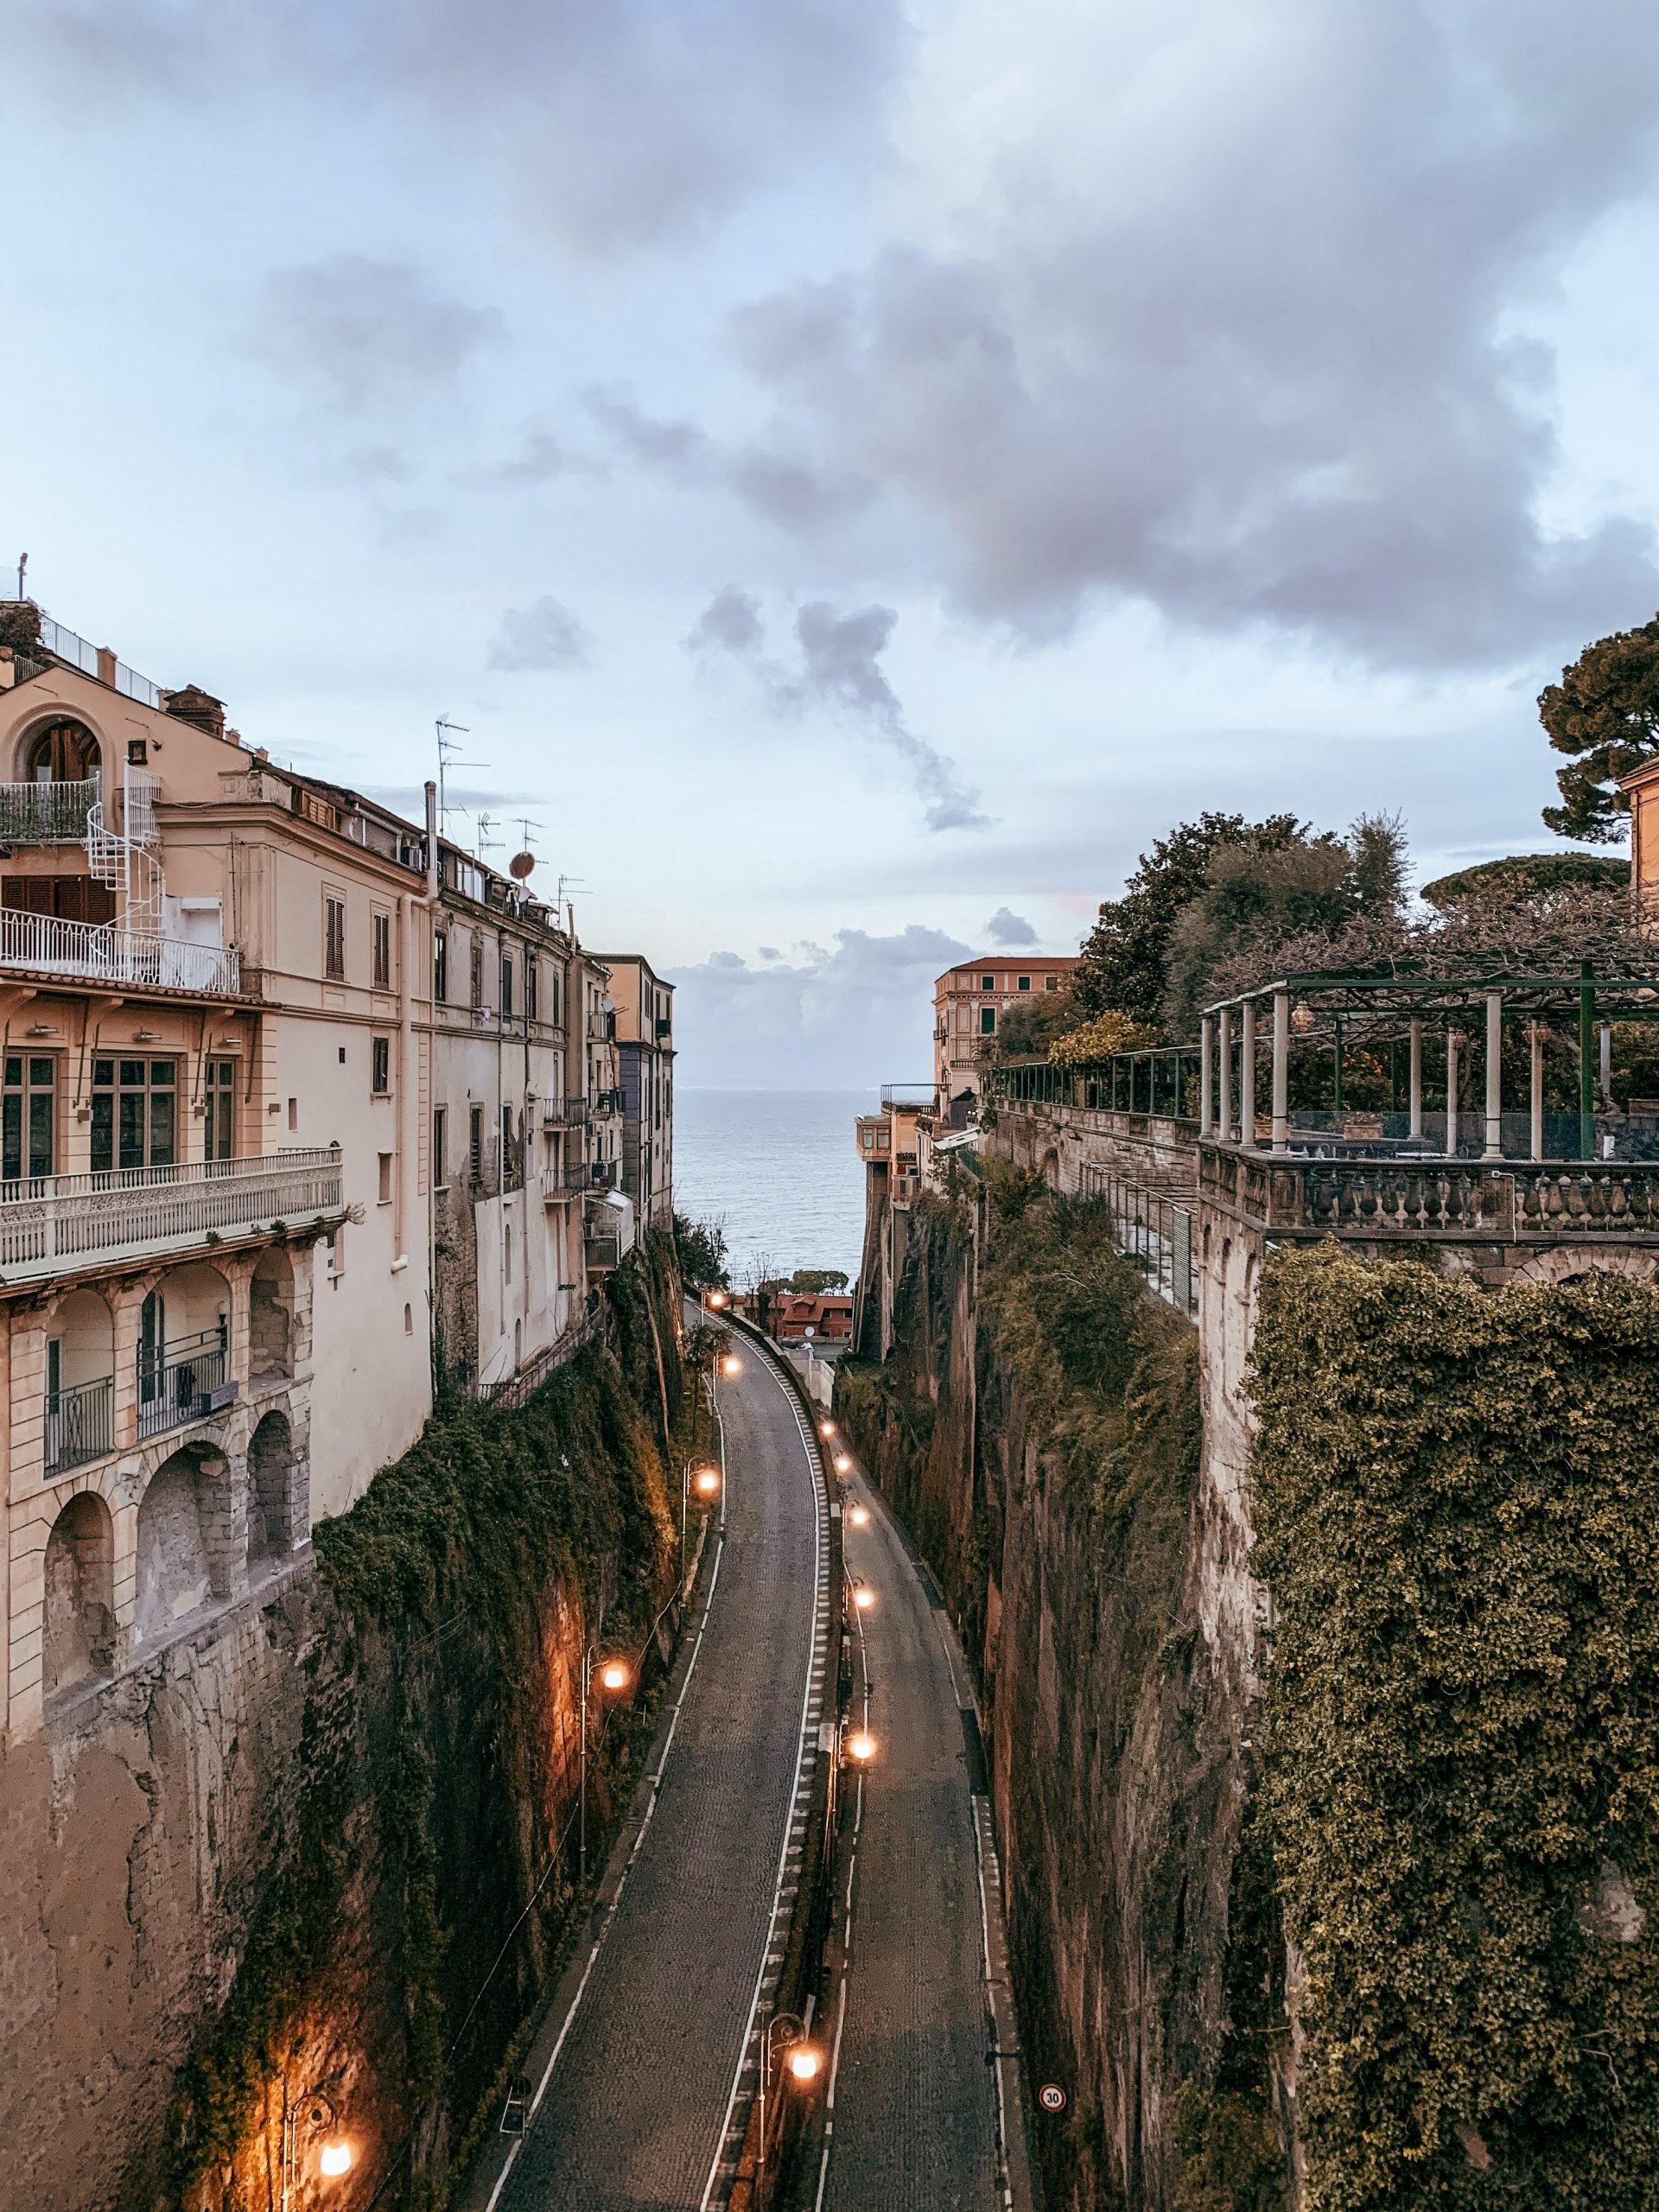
[1201, 961, 1659, 1161]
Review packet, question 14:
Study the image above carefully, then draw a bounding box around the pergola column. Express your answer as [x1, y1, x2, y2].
[1600, 1021, 1612, 1098]
[1484, 992, 1503, 1160]
[1241, 1000, 1256, 1147]
[1199, 1017, 1214, 1140]
[1217, 1007, 1233, 1142]
[1408, 1019, 1422, 1141]
[1446, 1030, 1461, 1157]
[1271, 992, 1289, 1153]
[1529, 1021, 1545, 1161]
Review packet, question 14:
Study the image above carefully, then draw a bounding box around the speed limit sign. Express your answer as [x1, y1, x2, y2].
[1039, 2082, 1067, 2114]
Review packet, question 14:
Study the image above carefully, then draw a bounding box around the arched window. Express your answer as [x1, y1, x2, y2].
[24, 719, 100, 784]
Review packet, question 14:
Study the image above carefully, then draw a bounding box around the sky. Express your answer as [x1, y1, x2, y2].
[9, 1, 1659, 1087]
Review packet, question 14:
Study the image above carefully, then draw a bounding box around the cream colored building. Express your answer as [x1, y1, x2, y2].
[0, 600, 652, 1745]
[592, 952, 674, 1233]
[933, 953, 1079, 1102]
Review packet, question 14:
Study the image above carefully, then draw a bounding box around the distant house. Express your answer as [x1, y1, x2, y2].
[772, 1294, 853, 1344]
[934, 954, 1079, 1101]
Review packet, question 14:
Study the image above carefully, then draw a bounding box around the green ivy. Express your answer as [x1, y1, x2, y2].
[1251, 1245, 1659, 2209]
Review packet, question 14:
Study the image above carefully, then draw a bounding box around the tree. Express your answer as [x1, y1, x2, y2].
[1540, 614, 1659, 843]
[785, 1268, 849, 1294]
[1073, 813, 1302, 1027]
[1421, 851, 1629, 909]
[988, 987, 1077, 1062]
[673, 1212, 729, 1292]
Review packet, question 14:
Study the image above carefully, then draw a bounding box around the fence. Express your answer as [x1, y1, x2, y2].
[35, 615, 163, 709]
[0, 908, 239, 995]
[137, 1330, 228, 1440]
[0, 1147, 343, 1279]
[480, 1306, 603, 1413]
[45, 1375, 114, 1472]
[1078, 1163, 1198, 1315]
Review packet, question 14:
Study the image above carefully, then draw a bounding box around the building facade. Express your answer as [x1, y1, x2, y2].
[933, 954, 1078, 1102]
[593, 952, 674, 1233]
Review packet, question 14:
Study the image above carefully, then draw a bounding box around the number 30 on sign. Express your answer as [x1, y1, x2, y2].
[1039, 2083, 1067, 2114]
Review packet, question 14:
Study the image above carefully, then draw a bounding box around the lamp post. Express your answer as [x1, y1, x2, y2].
[757, 2009, 821, 2206]
[280, 2088, 351, 2209]
[682, 1461, 721, 1573]
[579, 1643, 633, 1885]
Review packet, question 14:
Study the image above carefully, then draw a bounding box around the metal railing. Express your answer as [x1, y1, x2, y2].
[0, 776, 101, 843]
[1079, 1164, 1198, 1315]
[0, 1147, 343, 1281]
[137, 1330, 228, 1440]
[585, 1230, 622, 1270]
[0, 908, 239, 994]
[45, 1375, 114, 1472]
[541, 1096, 588, 1128]
[480, 1306, 603, 1412]
[36, 615, 163, 708]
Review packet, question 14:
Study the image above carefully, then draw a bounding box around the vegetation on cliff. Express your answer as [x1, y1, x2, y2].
[1252, 1246, 1659, 2211]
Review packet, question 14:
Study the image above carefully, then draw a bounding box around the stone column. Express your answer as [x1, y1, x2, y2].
[1408, 1019, 1423, 1141]
[196, 1447, 250, 1604]
[1199, 1017, 1214, 1140]
[1529, 1022, 1546, 1161]
[1241, 1000, 1256, 1147]
[1484, 992, 1503, 1160]
[1446, 1031, 1462, 1157]
[1217, 1008, 1233, 1143]
[1272, 992, 1289, 1153]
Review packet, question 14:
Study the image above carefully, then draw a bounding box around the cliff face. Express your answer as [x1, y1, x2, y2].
[836, 1174, 1275, 2212]
[0, 1238, 683, 2212]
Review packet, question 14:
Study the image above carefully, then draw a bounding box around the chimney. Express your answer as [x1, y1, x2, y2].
[163, 683, 227, 740]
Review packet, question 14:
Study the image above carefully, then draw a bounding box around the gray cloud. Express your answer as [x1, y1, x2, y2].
[253, 256, 502, 409]
[732, 3, 1659, 671]
[487, 596, 591, 671]
[473, 431, 607, 487]
[687, 589, 988, 832]
[587, 388, 869, 533]
[18, 1, 900, 257]
[985, 906, 1038, 947]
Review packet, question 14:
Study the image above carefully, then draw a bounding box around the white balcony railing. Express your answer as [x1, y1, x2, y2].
[0, 908, 239, 995]
[0, 1147, 343, 1282]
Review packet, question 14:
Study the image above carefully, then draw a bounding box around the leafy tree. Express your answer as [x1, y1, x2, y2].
[672, 1212, 729, 1292]
[785, 1268, 849, 1294]
[988, 986, 1077, 1062]
[1074, 813, 1302, 1027]
[1540, 614, 1659, 843]
[1421, 851, 1629, 909]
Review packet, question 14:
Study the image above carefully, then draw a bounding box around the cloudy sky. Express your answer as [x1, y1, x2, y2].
[9, 1, 1659, 1085]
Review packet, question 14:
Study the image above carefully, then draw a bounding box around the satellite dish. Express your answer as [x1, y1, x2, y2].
[509, 850, 536, 880]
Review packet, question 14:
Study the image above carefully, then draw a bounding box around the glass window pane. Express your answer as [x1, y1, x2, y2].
[151, 1062, 175, 1087]
[3, 1094, 20, 1182]
[92, 1058, 112, 1086]
[3, 1058, 19, 1087]
[29, 1058, 53, 1086]
[28, 1093, 52, 1179]
[149, 1090, 175, 1166]
[91, 1094, 112, 1173]
[119, 1059, 145, 1087]
[118, 1093, 145, 1169]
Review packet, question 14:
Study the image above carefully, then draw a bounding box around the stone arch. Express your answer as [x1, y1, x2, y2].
[1039, 1146, 1060, 1190]
[20, 713, 101, 783]
[42, 1491, 116, 1696]
[247, 1411, 297, 1563]
[1510, 1248, 1659, 1288]
[250, 1246, 295, 1381]
[138, 1262, 231, 1440]
[46, 1287, 115, 1474]
[135, 1449, 214, 1638]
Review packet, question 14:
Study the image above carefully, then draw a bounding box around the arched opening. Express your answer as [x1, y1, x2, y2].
[136, 1451, 212, 1638]
[45, 1288, 115, 1474]
[23, 717, 100, 784]
[248, 1411, 295, 1563]
[1039, 1147, 1059, 1190]
[42, 1492, 115, 1695]
[250, 1247, 294, 1382]
[138, 1263, 230, 1440]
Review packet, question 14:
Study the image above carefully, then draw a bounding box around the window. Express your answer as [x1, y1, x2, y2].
[3, 1056, 54, 1182]
[434, 931, 448, 1003]
[372, 911, 392, 991]
[205, 1058, 235, 1162]
[501, 953, 514, 1021]
[980, 1007, 996, 1035]
[404, 1303, 413, 1335]
[1018, 975, 1031, 991]
[287, 1096, 298, 1131]
[525, 957, 538, 1023]
[469, 1103, 484, 1184]
[505, 1221, 512, 1284]
[324, 895, 346, 980]
[127, 738, 148, 766]
[372, 1036, 391, 1095]
[92, 1059, 175, 1173]
[1046, 975, 1060, 991]
[432, 1107, 447, 1187]
[326, 1226, 346, 1278]
[981, 973, 995, 990]
[469, 938, 483, 1009]
[378, 1152, 393, 1204]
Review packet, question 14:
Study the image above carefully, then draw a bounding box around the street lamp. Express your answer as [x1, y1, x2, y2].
[722, 1354, 743, 1377]
[281, 2089, 351, 2209]
[851, 1580, 875, 1612]
[849, 1503, 869, 1529]
[833, 1452, 851, 1475]
[681, 1462, 721, 1567]
[707, 1288, 728, 1309]
[819, 1419, 836, 1439]
[847, 1730, 878, 1764]
[579, 1644, 634, 1883]
[758, 2010, 822, 2203]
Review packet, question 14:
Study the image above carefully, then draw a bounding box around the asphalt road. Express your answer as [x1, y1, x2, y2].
[817, 1474, 1004, 2212]
[490, 1332, 824, 2212]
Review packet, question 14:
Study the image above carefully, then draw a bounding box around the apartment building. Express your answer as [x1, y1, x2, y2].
[933, 953, 1079, 1101]
[592, 952, 674, 1233]
[0, 599, 663, 1745]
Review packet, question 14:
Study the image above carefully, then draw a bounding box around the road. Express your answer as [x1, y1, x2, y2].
[486, 1325, 827, 2212]
[814, 1455, 1013, 2212]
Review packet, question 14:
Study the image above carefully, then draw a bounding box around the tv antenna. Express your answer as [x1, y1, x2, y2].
[435, 717, 487, 831]
[556, 874, 588, 908]
[474, 810, 503, 860]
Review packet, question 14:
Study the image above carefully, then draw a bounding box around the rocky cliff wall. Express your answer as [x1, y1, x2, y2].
[836, 1173, 1275, 2212]
[0, 1235, 684, 2212]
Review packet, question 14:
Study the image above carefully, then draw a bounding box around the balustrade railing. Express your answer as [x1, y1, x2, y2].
[0, 907, 238, 993]
[0, 1147, 343, 1281]
[45, 1374, 114, 1472]
[1079, 1165, 1198, 1313]
[1200, 1147, 1659, 1239]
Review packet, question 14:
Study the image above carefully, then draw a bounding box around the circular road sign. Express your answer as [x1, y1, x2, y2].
[1038, 2083, 1068, 2115]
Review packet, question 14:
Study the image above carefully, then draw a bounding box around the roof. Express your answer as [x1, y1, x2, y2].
[938, 954, 1078, 981]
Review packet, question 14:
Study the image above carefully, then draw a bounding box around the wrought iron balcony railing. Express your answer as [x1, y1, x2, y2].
[44, 1374, 114, 1472]
[137, 1330, 230, 1440]
[0, 908, 239, 995]
[0, 777, 101, 843]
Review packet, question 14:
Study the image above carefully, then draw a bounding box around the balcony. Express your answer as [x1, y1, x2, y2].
[0, 1147, 344, 1285]
[585, 1230, 621, 1272]
[588, 1010, 613, 1040]
[0, 908, 239, 995]
[44, 1375, 114, 1473]
[541, 1096, 589, 1128]
[0, 777, 101, 844]
[1200, 1144, 1659, 1243]
[138, 1329, 232, 1441]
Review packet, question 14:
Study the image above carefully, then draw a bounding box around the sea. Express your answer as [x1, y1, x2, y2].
[674, 1090, 868, 1293]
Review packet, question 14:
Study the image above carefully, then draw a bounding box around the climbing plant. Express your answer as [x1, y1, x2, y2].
[1251, 1246, 1659, 2209]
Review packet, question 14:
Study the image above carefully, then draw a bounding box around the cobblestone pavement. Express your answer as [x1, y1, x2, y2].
[820, 1481, 1001, 2212]
[494, 1339, 821, 2212]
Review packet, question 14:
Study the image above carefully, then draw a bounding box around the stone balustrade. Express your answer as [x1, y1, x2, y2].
[1200, 1145, 1659, 1240]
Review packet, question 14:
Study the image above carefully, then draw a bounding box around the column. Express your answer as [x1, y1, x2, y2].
[1446, 1031, 1461, 1157]
[1600, 1021, 1612, 1100]
[1529, 1022, 1545, 1161]
[1217, 1008, 1233, 1143]
[1199, 1017, 1214, 1140]
[1484, 992, 1503, 1160]
[1241, 1000, 1257, 1147]
[1272, 991, 1289, 1153]
[1408, 1019, 1423, 1141]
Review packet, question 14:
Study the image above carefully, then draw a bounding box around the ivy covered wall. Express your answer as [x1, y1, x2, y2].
[1252, 1247, 1659, 2211]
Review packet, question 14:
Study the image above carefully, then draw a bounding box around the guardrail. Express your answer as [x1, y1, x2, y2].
[0, 908, 239, 995]
[35, 616, 162, 709]
[138, 1330, 230, 1440]
[1201, 1145, 1659, 1239]
[1079, 1163, 1198, 1313]
[45, 1374, 114, 1472]
[0, 777, 101, 843]
[0, 1147, 343, 1281]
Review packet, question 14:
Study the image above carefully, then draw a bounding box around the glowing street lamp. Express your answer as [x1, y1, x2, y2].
[707, 1288, 728, 1309]
[819, 1419, 836, 1439]
[319, 2142, 353, 2178]
[849, 1503, 869, 1529]
[759, 2011, 823, 2195]
[680, 1462, 723, 1569]
[722, 1354, 743, 1377]
[851, 1582, 875, 1612]
[847, 1730, 878, 1765]
[580, 1644, 634, 1882]
[833, 1453, 851, 1475]
[280, 2090, 349, 2209]
[694, 1466, 721, 1498]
